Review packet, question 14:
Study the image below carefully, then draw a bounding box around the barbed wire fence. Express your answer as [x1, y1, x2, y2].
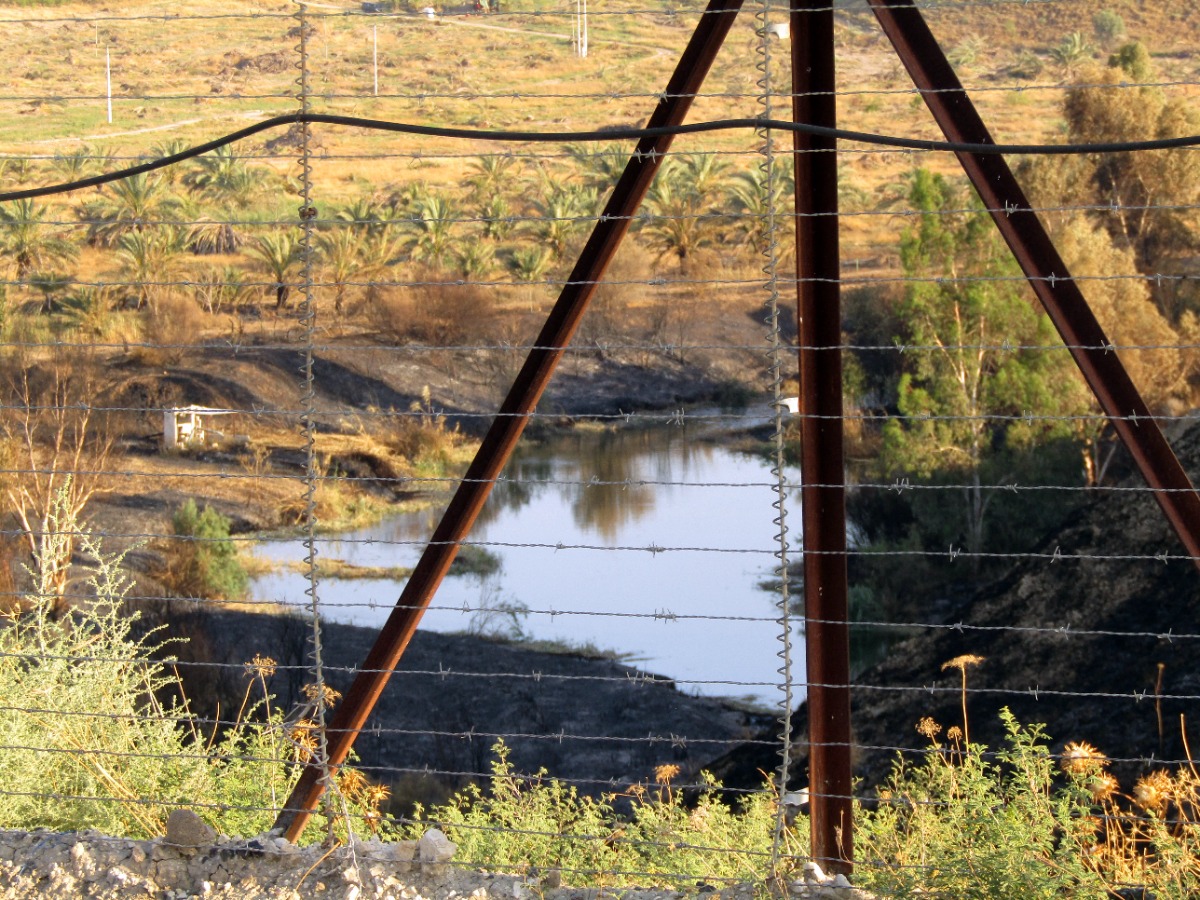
[1, 0, 1200, 895]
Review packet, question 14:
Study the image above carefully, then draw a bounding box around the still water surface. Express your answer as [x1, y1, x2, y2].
[250, 422, 805, 705]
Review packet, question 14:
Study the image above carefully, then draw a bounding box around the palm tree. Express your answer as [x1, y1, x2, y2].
[150, 139, 190, 185]
[726, 165, 796, 265]
[28, 272, 74, 315]
[529, 185, 596, 262]
[455, 241, 495, 280]
[247, 233, 300, 309]
[507, 246, 553, 308]
[466, 154, 520, 200]
[316, 226, 398, 314]
[406, 193, 459, 271]
[479, 194, 514, 241]
[50, 146, 97, 183]
[79, 172, 175, 248]
[183, 146, 269, 210]
[566, 142, 628, 193]
[176, 195, 241, 255]
[640, 160, 707, 272]
[679, 152, 732, 199]
[0, 199, 78, 280]
[116, 229, 182, 309]
[508, 246, 552, 283]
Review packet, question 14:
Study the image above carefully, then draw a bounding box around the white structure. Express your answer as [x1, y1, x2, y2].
[163, 406, 233, 450]
[767, 22, 789, 40]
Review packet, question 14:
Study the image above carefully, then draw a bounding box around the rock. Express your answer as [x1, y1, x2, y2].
[387, 839, 418, 873]
[802, 862, 827, 884]
[165, 810, 217, 850]
[417, 828, 457, 867]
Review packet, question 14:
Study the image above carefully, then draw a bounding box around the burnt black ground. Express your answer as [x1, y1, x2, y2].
[707, 416, 1200, 795]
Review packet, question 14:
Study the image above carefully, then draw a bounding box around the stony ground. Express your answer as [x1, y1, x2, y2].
[0, 823, 872, 900]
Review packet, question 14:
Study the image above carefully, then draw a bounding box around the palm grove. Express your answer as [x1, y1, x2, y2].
[0, 41, 1195, 611]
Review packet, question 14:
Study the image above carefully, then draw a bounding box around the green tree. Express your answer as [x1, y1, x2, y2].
[176, 195, 241, 255]
[882, 170, 1088, 558]
[116, 229, 182, 310]
[478, 193, 514, 241]
[0, 198, 78, 280]
[565, 142, 627, 193]
[1025, 48, 1200, 320]
[317, 226, 396, 314]
[528, 185, 596, 263]
[167, 499, 248, 600]
[455, 241, 495, 280]
[182, 146, 268, 210]
[639, 155, 727, 273]
[1092, 9, 1125, 47]
[247, 232, 300, 309]
[78, 172, 175, 248]
[1050, 32, 1094, 77]
[725, 164, 796, 265]
[466, 154, 520, 201]
[405, 192, 458, 271]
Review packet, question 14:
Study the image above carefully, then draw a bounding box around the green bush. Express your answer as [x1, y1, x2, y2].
[0, 499, 387, 842]
[857, 709, 1200, 899]
[1093, 9, 1126, 45]
[166, 499, 248, 600]
[408, 742, 796, 888]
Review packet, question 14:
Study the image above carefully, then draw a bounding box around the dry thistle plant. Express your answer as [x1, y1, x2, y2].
[941, 654, 984, 746]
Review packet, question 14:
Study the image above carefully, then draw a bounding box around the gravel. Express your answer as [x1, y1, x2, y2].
[0, 825, 874, 900]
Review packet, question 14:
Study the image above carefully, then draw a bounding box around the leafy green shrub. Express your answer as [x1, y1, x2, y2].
[858, 708, 1200, 899]
[1093, 9, 1126, 45]
[858, 710, 1104, 899]
[408, 742, 796, 888]
[0, 500, 387, 843]
[165, 499, 248, 600]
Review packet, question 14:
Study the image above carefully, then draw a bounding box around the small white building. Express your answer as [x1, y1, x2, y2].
[163, 406, 233, 450]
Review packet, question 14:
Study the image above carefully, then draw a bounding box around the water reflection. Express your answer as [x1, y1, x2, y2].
[479, 427, 721, 542]
[251, 423, 804, 703]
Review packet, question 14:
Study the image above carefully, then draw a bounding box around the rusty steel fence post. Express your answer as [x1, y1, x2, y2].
[791, 0, 854, 875]
[866, 0, 1200, 569]
[272, 0, 745, 841]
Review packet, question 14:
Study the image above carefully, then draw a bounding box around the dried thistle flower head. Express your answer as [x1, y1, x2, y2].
[941, 654, 985, 674]
[302, 682, 343, 706]
[245, 654, 277, 680]
[917, 717, 942, 740]
[287, 718, 319, 762]
[654, 764, 681, 785]
[1061, 741, 1109, 775]
[1133, 770, 1173, 813]
[1088, 772, 1120, 803]
[338, 767, 368, 800]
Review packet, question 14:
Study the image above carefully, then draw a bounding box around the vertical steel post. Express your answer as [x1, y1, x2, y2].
[866, 0, 1200, 570]
[792, 0, 853, 875]
[272, 0, 745, 841]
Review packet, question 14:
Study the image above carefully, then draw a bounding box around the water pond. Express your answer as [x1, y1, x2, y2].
[250, 418, 806, 706]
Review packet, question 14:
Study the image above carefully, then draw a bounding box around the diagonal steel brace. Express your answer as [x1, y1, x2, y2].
[867, 0, 1200, 568]
[272, 0, 746, 840]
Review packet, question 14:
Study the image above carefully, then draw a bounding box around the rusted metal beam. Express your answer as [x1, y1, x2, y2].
[272, 0, 746, 841]
[866, 0, 1200, 569]
[792, 0, 853, 876]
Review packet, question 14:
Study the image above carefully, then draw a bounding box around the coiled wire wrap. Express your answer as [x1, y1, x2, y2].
[755, 0, 798, 876]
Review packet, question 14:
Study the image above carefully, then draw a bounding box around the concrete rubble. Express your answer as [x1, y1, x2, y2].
[0, 821, 877, 900]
